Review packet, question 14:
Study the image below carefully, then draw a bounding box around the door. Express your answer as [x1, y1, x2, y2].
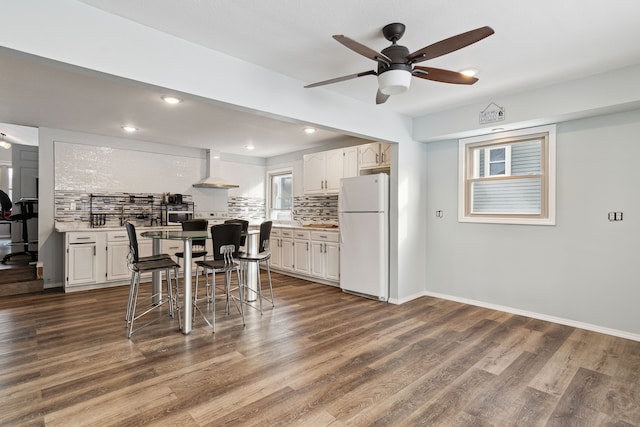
[303, 152, 325, 194]
[67, 243, 97, 286]
[107, 241, 130, 281]
[293, 239, 310, 274]
[339, 174, 388, 213]
[343, 146, 359, 178]
[339, 212, 388, 300]
[280, 237, 294, 271]
[310, 240, 324, 277]
[325, 149, 343, 193]
[358, 143, 380, 169]
[325, 241, 340, 281]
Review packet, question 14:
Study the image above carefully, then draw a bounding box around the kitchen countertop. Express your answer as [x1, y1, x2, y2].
[55, 221, 339, 233]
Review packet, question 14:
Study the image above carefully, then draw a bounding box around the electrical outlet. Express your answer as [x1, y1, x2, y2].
[608, 211, 623, 221]
[435, 210, 443, 218]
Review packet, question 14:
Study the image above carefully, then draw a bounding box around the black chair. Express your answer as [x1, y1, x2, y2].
[224, 218, 249, 248]
[125, 222, 180, 338]
[175, 219, 208, 262]
[194, 223, 244, 332]
[238, 220, 274, 314]
[0, 189, 11, 238]
[1, 198, 37, 264]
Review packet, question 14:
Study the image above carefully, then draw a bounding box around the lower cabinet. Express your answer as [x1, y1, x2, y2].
[269, 227, 339, 285]
[293, 230, 311, 275]
[106, 231, 130, 281]
[66, 232, 99, 288]
[310, 231, 340, 282]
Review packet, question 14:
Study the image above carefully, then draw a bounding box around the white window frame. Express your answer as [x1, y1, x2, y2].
[266, 167, 293, 221]
[458, 124, 556, 225]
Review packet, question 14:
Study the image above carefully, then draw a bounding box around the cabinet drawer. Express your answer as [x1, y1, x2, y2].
[311, 231, 339, 242]
[68, 233, 97, 244]
[280, 229, 295, 238]
[107, 231, 128, 242]
[293, 230, 310, 240]
[270, 228, 282, 237]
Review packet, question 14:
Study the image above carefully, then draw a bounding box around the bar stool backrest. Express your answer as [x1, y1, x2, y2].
[211, 223, 242, 261]
[259, 220, 273, 253]
[181, 219, 208, 250]
[125, 222, 140, 263]
[224, 219, 249, 246]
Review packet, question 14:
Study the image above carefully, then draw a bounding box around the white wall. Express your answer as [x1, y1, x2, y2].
[424, 108, 640, 338]
[39, 128, 266, 288]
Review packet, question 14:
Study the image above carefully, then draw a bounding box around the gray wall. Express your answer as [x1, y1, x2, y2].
[424, 108, 640, 337]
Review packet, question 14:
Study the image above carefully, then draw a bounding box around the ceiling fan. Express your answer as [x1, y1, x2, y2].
[305, 23, 494, 104]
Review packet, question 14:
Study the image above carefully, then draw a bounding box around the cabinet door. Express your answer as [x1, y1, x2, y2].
[310, 240, 324, 277]
[281, 238, 294, 271]
[303, 152, 326, 194]
[293, 239, 310, 274]
[67, 243, 97, 286]
[325, 242, 340, 281]
[270, 238, 282, 269]
[343, 146, 359, 178]
[107, 241, 130, 281]
[380, 143, 392, 167]
[325, 149, 343, 194]
[359, 143, 380, 169]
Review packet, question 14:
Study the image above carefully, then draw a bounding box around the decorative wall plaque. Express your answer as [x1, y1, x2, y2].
[479, 102, 506, 124]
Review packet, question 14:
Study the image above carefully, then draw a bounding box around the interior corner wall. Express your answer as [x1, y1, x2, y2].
[424, 108, 640, 337]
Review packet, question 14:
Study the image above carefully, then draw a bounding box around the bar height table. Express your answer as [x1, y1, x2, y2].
[140, 228, 257, 334]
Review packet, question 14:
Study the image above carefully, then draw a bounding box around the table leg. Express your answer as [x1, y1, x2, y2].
[181, 240, 193, 334]
[245, 233, 258, 302]
[151, 238, 162, 305]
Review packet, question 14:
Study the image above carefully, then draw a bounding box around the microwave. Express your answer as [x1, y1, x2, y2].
[162, 204, 194, 225]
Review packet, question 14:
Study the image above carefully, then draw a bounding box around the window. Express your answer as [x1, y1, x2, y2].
[459, 125, 556, 225]
[268, 169, 293, 221]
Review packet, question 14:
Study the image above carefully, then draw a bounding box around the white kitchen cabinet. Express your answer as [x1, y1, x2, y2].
[293, 229, 310, 275]
[65, 232, 100, 288]
[106, 230, 130, 281]
[303, 147, 355, 195]
[280, 229, 294, 272]
[310, 230, 340, 282]
[359, 142, 391, 171]
[343, 146, 359, 178]
[269, 228, 282, 269]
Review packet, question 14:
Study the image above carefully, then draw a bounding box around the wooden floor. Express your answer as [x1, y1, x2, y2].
[1, 273, 639, 426]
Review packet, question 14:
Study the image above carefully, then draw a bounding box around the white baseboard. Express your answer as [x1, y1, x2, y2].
[397, 290, 640, 342]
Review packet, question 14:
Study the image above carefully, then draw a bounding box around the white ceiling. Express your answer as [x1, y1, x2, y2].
[2, 0, 640, 156]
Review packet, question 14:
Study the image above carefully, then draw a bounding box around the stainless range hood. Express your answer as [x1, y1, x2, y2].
[192, 149, 239, 189]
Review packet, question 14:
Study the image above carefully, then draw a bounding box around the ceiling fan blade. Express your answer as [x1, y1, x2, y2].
[376, 90, 390, 104]
[305, 70, 377, 88]
[407, 26, 494, 64]
[413, 66, 479, 84]
[333, 35, 391, 65]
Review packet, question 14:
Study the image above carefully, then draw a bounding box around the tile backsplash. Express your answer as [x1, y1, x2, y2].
[292, 195, 338, 224]
[55, 191, 338, 226]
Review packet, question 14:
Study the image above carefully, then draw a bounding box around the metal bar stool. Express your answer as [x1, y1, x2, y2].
[194, 223, 245, 332]
[125, 223, 180, 338]
[238, 220, 274, 314]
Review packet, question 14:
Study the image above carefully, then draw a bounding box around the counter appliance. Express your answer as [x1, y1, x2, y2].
[338, 173, 389, 301]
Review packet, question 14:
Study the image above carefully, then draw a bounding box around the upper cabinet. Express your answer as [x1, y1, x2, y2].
[303, 143, 390, 195]
[359, 142, 391, 171]
[304, 147, 358, 195]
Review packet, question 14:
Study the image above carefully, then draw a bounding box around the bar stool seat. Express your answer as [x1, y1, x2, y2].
[238, 220, 274, 314]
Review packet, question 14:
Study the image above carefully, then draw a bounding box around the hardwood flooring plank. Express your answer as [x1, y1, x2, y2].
[0, 273, 639, 426]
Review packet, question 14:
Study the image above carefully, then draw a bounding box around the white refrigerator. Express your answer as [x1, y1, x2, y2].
[338, 173, 389, 301]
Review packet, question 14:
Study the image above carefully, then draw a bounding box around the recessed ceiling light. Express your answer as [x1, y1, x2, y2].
[122, 125, 138, 133]
[212, 150, 221, 159]
[304, 127, 316, 134]
[161, 95, 182, 105]
[491, 127, 505, 132]
[459, 68, 478, 77]
[245, 144, 255, 150]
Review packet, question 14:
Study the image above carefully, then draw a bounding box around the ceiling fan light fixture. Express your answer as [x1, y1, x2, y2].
[378, 69, 411, 95]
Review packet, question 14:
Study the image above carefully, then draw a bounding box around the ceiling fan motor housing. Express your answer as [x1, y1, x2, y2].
[377, 44, 412, 95]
